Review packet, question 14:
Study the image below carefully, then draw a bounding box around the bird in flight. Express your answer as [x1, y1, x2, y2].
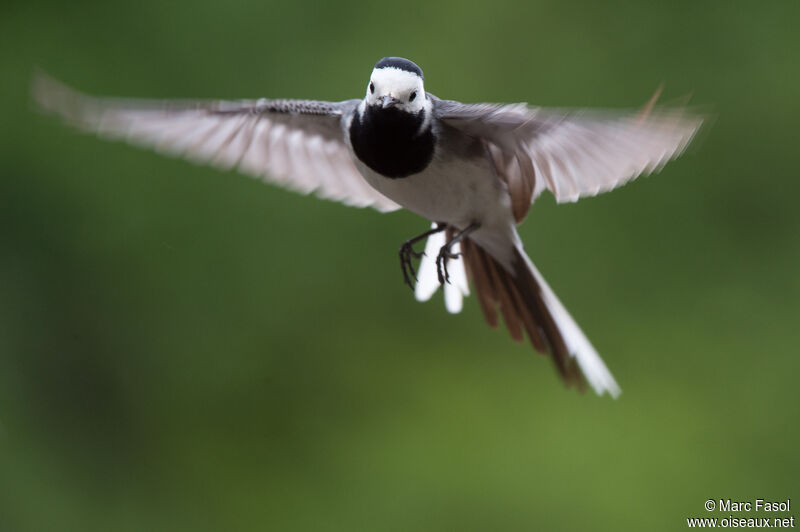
[33, 57, 703, 398]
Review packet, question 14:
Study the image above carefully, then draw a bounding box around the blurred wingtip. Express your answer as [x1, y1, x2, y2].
[30, 67, 52, 111]
[30, 69, 79, 122]
[663, 93, 715, 158]
[639, 82, 664, 119]
[671, 90, 694, 108]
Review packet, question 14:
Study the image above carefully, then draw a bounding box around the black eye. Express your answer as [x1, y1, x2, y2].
[369, 82, 375, 94]
[409, 91, 417, 102]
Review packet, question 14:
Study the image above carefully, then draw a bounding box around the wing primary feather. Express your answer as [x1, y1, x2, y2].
[32, 72, 400, 212]
[436, 94, 704, 213]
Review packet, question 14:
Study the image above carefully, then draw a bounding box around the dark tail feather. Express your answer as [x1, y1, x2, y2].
[461, 237, 618, 395]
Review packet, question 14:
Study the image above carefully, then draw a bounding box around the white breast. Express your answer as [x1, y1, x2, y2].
[355, 147, 514, 228]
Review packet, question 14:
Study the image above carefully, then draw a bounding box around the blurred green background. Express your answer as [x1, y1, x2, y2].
[1, 1, 798, 530]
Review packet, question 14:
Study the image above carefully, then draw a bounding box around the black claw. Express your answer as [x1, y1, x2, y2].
[397, 224, 447, 291]
[432, 223, 479, 286]
[435, 246, 461, 285]
[399, 241, 425, 290]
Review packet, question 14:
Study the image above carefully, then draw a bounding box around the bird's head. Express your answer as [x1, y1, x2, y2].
[365, 57, 428, 113]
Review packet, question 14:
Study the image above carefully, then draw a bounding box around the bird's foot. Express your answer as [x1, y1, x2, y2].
[397, 223, 447, 291]
[399, 240, 425, 289]
[435, 244, 461, 285]
[434, 222, 481, 286]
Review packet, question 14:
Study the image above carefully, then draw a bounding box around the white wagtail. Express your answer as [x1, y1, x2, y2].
[33, 57, 704, 398]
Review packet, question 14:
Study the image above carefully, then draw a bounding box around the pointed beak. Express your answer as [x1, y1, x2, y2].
[380, 95, 402, 109]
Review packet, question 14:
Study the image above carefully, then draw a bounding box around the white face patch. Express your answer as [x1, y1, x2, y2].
[365, 67, 429, 114]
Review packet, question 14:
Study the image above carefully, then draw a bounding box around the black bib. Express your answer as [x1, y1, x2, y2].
[349, 105, 435, 179]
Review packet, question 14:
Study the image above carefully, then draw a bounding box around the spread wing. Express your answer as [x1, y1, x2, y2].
[33, 73, 400, 212]
[433, 91, 703, 222]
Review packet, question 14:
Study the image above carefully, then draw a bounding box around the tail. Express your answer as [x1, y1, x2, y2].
[460, 237, 621, 398]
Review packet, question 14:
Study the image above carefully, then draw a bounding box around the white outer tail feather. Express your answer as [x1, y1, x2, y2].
[415, 226, 621, 398]
[517, 248, 622, 398]
[414, 224, 469, 314]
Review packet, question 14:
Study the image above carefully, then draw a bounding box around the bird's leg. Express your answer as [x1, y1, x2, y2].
[436, 223, 480, 285]
[399, 223, 447, 289]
